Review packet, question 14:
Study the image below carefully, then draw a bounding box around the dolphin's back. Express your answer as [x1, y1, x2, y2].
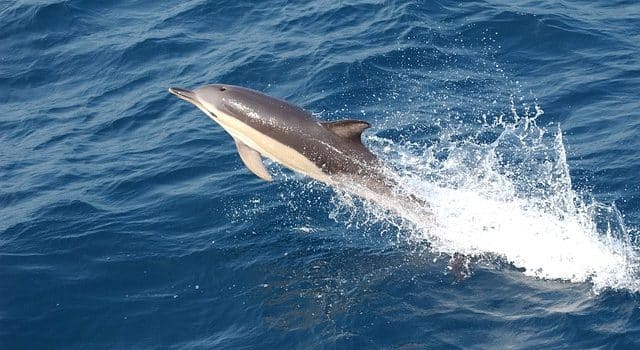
[222, 86, 382, 178]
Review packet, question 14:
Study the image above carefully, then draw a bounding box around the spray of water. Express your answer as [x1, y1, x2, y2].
[328, 102, 640, 293]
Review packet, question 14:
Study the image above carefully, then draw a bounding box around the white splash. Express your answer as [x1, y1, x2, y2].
[338, 105, 640, 292]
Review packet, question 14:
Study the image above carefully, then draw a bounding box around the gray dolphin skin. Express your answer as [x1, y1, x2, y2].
[168, 84, 419, 209]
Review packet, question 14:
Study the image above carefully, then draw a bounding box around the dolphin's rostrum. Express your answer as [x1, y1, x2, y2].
[169, 84, 423, 210]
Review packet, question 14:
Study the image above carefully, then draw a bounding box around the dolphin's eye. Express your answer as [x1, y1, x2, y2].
[219, 87, 226, 91]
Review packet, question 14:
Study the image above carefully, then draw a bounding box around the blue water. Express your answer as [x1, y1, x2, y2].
[2, 0, 640, 348]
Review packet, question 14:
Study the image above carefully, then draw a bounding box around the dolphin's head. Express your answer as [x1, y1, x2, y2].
[169, 84, 235, 120]
[170, 83, 307, 134]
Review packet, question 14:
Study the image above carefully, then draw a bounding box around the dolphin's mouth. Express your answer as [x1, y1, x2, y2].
[169, 87, 197, 103]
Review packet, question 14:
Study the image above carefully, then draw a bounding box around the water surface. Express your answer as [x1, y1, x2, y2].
[2, 0, 640, 348]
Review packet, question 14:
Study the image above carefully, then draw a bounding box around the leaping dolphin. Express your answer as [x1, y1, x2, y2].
[168, 84, 424, 211]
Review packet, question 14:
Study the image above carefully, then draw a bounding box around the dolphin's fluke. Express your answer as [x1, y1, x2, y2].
[233, 138, 273, 181]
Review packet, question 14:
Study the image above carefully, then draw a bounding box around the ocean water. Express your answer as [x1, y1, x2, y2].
[2, 0, 640, 348]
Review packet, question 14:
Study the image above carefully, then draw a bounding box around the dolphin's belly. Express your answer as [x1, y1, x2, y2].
[214, 113, 332, 183]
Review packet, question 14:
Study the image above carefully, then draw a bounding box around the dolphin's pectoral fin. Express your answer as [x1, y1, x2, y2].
[233, 138, 273, 182]
[322, 120, 371, 143]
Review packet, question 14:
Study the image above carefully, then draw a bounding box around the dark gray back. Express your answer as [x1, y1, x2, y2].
[200, 85, 384, 180]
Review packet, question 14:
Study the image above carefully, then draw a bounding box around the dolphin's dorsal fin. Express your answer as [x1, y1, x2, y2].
[322, 120, 370, 143]
[233, 138, 273, 181]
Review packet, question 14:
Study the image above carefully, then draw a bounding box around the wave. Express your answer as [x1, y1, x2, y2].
[330, 102, 640, 293]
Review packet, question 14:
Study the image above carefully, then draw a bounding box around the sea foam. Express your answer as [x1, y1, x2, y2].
[333, 103, 640, 292]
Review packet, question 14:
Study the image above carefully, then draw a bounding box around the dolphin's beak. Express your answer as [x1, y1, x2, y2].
[169, 86, 217, 120]
[169, 87, 197, 104]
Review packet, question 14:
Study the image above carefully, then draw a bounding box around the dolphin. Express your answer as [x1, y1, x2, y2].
[168, 84, 424, 211]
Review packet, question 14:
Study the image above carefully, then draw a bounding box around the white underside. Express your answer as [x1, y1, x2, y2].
[197, 100, 331, 184]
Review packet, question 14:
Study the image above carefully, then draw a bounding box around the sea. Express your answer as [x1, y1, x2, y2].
[2, 0, 640, 348]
